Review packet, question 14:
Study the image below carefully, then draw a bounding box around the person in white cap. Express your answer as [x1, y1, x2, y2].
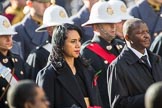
[70, 0, 99, 43]
[108, 0, 133, 41]
[25, 3, 73, 81]
[80, 1, 125, 108]
[0, 15, 25, 108]
[12, 0, 51, 61]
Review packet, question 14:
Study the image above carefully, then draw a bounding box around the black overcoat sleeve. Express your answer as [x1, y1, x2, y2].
[107, 62, 144, 108]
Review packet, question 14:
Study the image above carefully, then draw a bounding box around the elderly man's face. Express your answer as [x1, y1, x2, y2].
[129, 22, 151, 52]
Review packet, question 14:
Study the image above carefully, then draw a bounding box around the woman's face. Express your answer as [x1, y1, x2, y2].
[63, 30, 81, 59]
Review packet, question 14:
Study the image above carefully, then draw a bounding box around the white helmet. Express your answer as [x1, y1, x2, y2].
[82, 1, 121, 26]
[0, 15, 17, 35]
[36, 5, 73, 32]
[108, 0, 133, 20]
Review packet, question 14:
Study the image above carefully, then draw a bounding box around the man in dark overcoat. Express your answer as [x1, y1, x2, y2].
[108, 18, 162, 108]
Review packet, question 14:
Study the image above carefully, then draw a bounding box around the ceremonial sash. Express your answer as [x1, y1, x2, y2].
[86, 43, 116, 64]
[0, 63, 18, 86]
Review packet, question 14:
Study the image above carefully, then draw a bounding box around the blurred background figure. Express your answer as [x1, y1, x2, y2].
[12, 0, 51, 60]
[0, 15, 25, 108]
[7, 80, 50, 108]
[70, 0, 99, 43]
[145, 81, 162, 108]
[48, 0, 83, 16]
[129, 0, 162, 42]
[25, 3, 73, 81]
[150, 33, 162, 57]
[3, 0, 26, 25]
[108, 0, 133, 41]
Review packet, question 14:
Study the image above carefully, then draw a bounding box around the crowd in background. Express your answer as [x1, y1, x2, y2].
[1, 0, 162, 108]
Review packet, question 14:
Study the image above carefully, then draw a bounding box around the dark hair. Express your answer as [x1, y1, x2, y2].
[7, 80, 39, 108]
[49, 23, 82, 68]
[145, 82, 162, 108]
[123, 18, 146, 37]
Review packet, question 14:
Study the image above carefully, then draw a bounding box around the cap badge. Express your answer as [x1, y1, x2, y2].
[107, 7, 114, 15]
[3, 20, 10, 28]
[59, 10, 66, 18]
[120, 5, 127, 13]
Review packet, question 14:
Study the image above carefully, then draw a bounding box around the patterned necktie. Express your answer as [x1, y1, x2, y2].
[141, 55, 151, 69]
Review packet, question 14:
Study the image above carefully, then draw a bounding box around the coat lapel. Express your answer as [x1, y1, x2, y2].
[57, 63, 86, 108]
[75, 59, 101, 106]
[81, 67, 99, 106]
[122, 46, 154, 78]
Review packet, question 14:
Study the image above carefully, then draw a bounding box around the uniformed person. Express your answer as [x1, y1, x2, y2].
[108, 0, 133, 41]
[129, 0, 162, 42]
[80, 1, 125, 108]
[0, 15, 25, 108]
[12, 0, 51, 60]
[3, 0, 26, 25]
[25, 3, 73, 81]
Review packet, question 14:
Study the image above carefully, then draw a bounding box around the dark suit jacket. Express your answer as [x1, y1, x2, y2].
[36, 58, 102, 108]
[108, 46, 162, 108]
[129, 0, 162, 41]
[12, 14, 48, 60]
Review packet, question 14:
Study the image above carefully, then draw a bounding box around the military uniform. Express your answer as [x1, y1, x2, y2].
[129, 0, 162, 41]
[0, 52, 25, 108]
[12, 14, 48, 60]
[25, 39, 52, 81]
[80, 35, 125, 108]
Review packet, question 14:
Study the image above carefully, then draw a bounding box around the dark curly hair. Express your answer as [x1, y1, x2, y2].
[49, 23, 83, 68]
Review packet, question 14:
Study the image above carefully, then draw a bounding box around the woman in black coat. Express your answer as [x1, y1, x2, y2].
[36, 24, 102, 108]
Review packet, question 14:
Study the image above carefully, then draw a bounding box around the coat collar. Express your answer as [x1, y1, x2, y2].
[21, 15, 48, 45]
[120, 45, 160, 65]
[53, 58, 100, 107]
[55, 60, 87, 108]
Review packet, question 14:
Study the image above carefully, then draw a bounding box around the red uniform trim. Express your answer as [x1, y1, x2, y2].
[86, 43, 116, 64]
